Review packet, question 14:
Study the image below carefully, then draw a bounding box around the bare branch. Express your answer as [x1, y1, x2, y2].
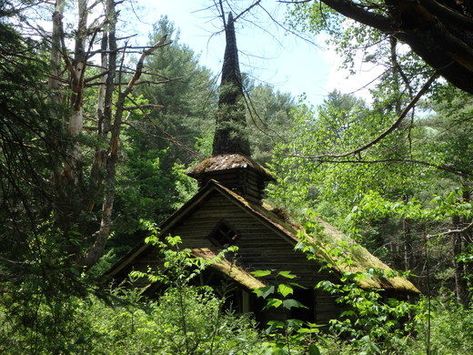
[121, 36, 171, 99]
[258, 3, 318, 46]
[290, 156, 470, 178]
[427, 221, 473, 239]
[233, 0, 261, 22]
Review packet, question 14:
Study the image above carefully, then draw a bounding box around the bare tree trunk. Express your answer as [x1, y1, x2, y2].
[458, 183, 471, 305]
[46, 0, 168, 268]
[390, 36, 402, 115]
[80, 0, 118, 267]
[63, 0, 89, 182]
[390, 38, 414, 272]
[80, 3, 168, 267]
[402, 218, 412, 270]
[48, 0, 65, 97]
[88, 0, 117, 211]
[69, 0, 88, 132]
[452, 217, 468, 304]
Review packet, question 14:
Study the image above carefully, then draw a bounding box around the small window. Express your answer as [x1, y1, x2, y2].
[208, 220, 239, 247]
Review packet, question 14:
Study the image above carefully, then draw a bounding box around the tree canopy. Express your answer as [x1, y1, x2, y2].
[285, 0, 473, 93]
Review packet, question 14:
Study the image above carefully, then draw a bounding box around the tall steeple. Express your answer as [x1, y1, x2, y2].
[212, 12, 251, 156]
[188, 12, 274, 204]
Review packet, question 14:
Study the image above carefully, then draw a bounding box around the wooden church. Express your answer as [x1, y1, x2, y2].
[106, 13, 419, 324]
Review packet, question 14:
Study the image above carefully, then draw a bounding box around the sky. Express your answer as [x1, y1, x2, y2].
[120, 0, 382, 107]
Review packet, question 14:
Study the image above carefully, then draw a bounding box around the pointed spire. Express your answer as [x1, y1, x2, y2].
[220, 12, 242, 94]
[212, 12, 251, 156]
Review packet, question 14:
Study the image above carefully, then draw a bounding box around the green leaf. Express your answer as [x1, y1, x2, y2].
[282, 299, 307, 310]
[308, 344, 321, 355]
[254, 285, 275, 299]
[278, 271, 297, 279]
[265, 298, 283, 309]
[278, 283, 294, 297]
[251, 269, 272, 277]
[298, 327, 319, 334]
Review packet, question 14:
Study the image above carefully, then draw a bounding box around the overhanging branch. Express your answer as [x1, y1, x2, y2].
[313, 72, 439, 159]
[320, 0, 392, 32]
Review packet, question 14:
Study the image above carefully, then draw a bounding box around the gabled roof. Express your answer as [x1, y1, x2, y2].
[106, 180, 419, 294]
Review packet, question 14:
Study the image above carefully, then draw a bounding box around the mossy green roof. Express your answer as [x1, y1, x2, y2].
[106, 179, 419, 294]
[215, 181, 419, 293]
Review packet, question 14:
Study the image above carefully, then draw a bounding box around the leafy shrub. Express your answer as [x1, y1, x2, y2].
[0, 287, 265, 354]
[408, 297, 473, 355]
[87, 286, 264, 354]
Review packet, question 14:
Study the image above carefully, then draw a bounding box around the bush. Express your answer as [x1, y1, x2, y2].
[408, 297, 473, 355]
[89, 287, 264, 354]
[0, 286, 266, 354]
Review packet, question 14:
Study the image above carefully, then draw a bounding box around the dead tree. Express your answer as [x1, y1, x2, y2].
[44, 0, 170, 268]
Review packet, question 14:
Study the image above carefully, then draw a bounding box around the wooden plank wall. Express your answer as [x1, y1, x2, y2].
[112, 189, 340, 323]
[168, 190, 340, 323]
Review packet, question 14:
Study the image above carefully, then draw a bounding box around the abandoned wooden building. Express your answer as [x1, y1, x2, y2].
[106, 13, 419, 324]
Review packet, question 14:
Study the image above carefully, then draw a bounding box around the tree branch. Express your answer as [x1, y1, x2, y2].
[320, 0, 392, 32]
[427, 221, 473, 239]
[314, 72, 439, 159]
[233, 0, 261, 22]
[419, 0, 473, 31]
[290, 156, 470, 178]
[123, 104, 164, 111]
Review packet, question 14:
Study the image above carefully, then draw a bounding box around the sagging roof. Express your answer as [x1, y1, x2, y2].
[106, 179, 419, 294]
[187, 153, 274, 181]
[192, 248, 265, 290]
[216, 181, 419, 293]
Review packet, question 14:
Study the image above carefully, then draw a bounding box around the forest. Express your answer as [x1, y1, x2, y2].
[0, 0, 472, 354]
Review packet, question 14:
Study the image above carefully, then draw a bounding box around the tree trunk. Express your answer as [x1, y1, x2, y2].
[48, 0, 65, 97]
[80, 2, 167, 267]
[88, 0, 117, 211]
[81, 0, 118, 267]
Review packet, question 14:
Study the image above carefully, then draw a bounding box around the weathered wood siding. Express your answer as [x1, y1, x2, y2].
[166, 190, 339, 323]
[112, 189, 340, 323]
[197, 170, 266, 204]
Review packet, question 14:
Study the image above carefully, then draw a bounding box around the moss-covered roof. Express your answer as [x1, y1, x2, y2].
[191, 248, 265, 290]
[106, 179, 419, 294]
[214, 181, 419, 293]
[187, 154, 274, 181]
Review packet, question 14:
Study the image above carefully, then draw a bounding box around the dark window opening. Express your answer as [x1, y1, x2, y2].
[208, 220, 239, 247]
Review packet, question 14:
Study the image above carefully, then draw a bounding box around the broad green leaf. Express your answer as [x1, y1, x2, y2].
[251, 269, 272, 277]
[282, 299, 307, 310]
[277, 283, 294, 297]
[254, 285, 275, 299]
[265, 298, 283, 309]
[278, 271, 297, 279]
[298, 327, 319, 334]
